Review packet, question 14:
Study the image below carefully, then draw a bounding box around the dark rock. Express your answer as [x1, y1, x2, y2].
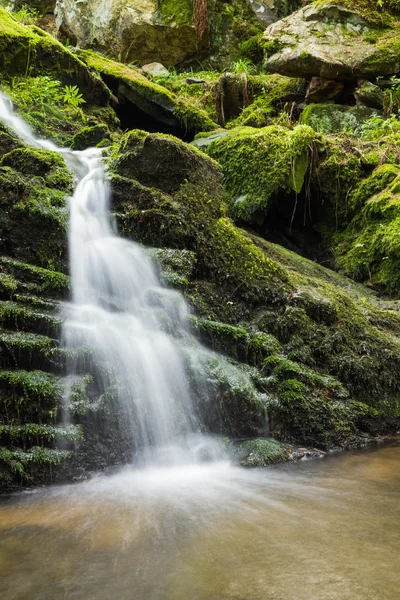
[354, 80, 385, 109]
[306, 77, 344, 102]
[186, 77, 206, 85]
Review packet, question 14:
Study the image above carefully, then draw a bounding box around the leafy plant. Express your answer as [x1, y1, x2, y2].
[10, 4, 39, 24]
[63, 85, 86, 108]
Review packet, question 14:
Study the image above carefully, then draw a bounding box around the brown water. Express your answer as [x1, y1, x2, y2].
[0, 442, 399, 600]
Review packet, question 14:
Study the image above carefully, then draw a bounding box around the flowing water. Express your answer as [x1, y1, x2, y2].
[0, 93, 222, 463]
[0, 442, 399, 600]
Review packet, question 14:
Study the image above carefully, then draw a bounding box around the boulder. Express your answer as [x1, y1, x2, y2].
[55, 0, 203, 66]
[306, 77, 344, 102]
[78, 50, 216, 136]
[263, 2, 400, 79]
[246, 0, 302, 25]
[141, 62, 169, 77]
[300, 103, 378, 134]
[354, 80, 385, 109]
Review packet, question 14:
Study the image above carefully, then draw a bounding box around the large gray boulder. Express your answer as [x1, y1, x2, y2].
[55, 0, 202, 66]
[263, 2, 400, 79]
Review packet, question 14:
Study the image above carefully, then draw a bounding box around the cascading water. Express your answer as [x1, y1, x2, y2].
[0, 92, 230, 465]
[62, 146, 205, 463]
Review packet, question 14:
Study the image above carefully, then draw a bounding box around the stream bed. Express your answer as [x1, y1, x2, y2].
[0, 441, 399, 600]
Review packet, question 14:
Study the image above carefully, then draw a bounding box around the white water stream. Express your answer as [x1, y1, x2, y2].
[0, 93, 231, 465]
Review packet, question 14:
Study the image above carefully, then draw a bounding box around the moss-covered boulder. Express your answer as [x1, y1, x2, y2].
[203, 124, 318, 221]
[79, 50, 216, 137]
[111, 129, 290, 304]
[0, 146, 71, 270]
[263, 1, 400, 80]
[55, 0, 272, 68]
[0, 7, 109, 103]
[227, 437, 290, 466]
[301, 103, 378, 135]
[55, 0, 205, 67]
[333, 164, 400, 294]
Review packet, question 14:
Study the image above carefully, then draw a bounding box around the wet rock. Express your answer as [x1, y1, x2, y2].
[263, 2, 400, 79]
[354, 80, 385, 109]
[306, 77, 344, 102]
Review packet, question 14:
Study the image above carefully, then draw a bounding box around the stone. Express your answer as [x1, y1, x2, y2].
[186, 77, 206, 85]
[246, 0, 302, 25]
[55, 0, 203, 66]
[354, 80, 385, 109]
[306, 77, 344, 102]
[263, 2, 400, 80]
[141, 62, 169, 77]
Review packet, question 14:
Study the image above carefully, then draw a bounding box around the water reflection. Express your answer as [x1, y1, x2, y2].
[0, 442, 399, 600]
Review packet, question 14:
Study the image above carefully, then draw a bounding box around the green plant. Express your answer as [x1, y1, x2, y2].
[63, 85, 86, 108]
[10, 76, 63, 117]
[10, 4, 39, 25]
[229, 58, 256, 76]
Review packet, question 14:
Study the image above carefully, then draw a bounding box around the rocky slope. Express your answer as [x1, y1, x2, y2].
[0, 0, 399, 490]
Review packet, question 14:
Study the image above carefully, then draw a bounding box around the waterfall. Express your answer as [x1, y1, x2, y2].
[0, 93, 211, 464]
[62, 147, 203, 463]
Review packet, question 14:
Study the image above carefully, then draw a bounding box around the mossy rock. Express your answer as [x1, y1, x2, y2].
[228, 437, 290, 467]
[78, 50, 217, 135]
[263, 1, 400, 79]
[203, 124, 318, 222]
[0, 8, 109, 104]
[263, 355, 370, 448]
[191, 352, 268, 437]
[228, 75, 305, 129]
[333, 165, 400, 294]
[0, 369, 62, 423]
[0, 446, 73, 488]
[70, 124, 111, 150]
[301, 103, 379, 135]
[0, 256, 69, 299]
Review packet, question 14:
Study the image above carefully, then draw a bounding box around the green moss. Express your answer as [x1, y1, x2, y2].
[0, 300, 61, 337]
[0, 146, 72, 189]
[263, 355, 369, 448]
[0, 445, 72, 484]
[0, 257, 69, 297]
[70, 124, 111, 150]
[190, 316, 281, 366]
[0, 8, 109, 100]
[79, 50, 216, 134]
[0, 424, 82, 446]
[0, 329, 54, 349]
[0, 369, 62, 422]
[301, 103, 378, 135]
[204, 124, 318, 221]
[200, 218, 290, 303]
[229, 75, 303, 129]
[228, 437, 289, 466]
[160, 0, 193, 24]
[333, 168, 400, 294]
[0, 149, 71, 270]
